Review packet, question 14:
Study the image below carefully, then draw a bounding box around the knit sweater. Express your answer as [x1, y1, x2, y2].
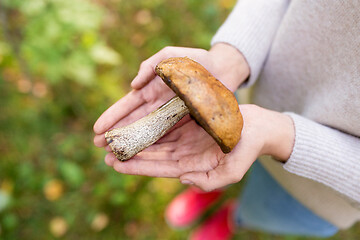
[211, 0, 360, 229]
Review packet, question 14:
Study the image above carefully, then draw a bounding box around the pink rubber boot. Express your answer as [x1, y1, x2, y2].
[189, 200, 236, 240]
[165, 187, 223, 228]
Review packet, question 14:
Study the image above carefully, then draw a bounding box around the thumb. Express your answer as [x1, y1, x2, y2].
[132, 46, 194, 89]
[131, 47, 174, 89]
[180, 150, 256, 192]
[131, 60, 156, 89]
[180, 165, 243, 192]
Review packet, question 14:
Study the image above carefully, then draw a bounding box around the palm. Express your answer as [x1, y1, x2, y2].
[139, 120, 222, 161]
[103, 105, 274, 192]
[104, 119, 229, 179]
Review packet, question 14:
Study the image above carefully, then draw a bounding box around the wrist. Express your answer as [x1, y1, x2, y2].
[209, 43, 250, 91]
[261, 110, 295, 162]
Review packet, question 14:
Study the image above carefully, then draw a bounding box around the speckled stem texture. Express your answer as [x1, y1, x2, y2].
[105, 96, 189, 161]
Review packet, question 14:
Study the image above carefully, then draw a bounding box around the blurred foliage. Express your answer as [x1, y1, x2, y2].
[0, 0, 359, 239]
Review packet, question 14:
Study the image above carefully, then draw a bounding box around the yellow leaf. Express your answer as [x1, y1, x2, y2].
[32, 82, 48, 98]
[134, 9, 152, 25]
[1, 180, 14, 194]
[91, 213, 109, 232]
[220, 0, 236, 9]
[131, 33, 146, 47]
[49, 217, 68, 238]
[148, 178, 180, 194]
[43, 179, 64, 201]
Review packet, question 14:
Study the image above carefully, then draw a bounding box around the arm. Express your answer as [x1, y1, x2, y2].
[212, 0, 290, 86]
[284, 113, 360, 204]
[212, 0, 360, 204]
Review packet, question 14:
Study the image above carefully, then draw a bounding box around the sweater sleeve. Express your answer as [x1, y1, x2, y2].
[284, 113, 360, 205]
[211, 0, 289, 87]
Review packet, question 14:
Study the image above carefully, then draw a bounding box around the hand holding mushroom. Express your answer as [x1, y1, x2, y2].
[93, 44, 250, 148]
[93, 45, 295, 191]
[100, 103, 295, 192]
[105, 57, 243, 161]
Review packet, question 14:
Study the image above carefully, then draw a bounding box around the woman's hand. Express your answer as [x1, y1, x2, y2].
[131, 43, 250, 92]
[93, 44, 250, 148]
[103, 105, 295, 192]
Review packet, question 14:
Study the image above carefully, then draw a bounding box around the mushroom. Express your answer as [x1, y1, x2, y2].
[105, 57, 243, 161]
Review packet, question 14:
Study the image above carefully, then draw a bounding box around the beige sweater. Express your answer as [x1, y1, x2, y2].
[212, 0, 360, 229]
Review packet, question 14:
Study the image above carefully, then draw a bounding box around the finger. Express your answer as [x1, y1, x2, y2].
[139, 145, 222, 170]
[131, 61, 156, 90]
[179, 152, 254, 192]
[142, 142, 177, 153]
[131, 151, 175, 161]
[93, 108, 173, 148]
[135, 141, 194, 161]
[177, 146, 222, 172]
[93, 98, 182, 148]
[94, 133, 107, 147]
[105, 145, 111, 152]
[106, 101, 151, 129]
[102, 78, 175, 130]
[131, 46, 179, 89]
[131, 46, 209, 89]
[94, 97, 174, 148]
[105, 153, 117, 167]
[179, 165, 239, 192]
[112, 159, 183, 178]
[93, 96, 165, 148]
[138, 140, 214, 162]
[93, 90, 145, 134]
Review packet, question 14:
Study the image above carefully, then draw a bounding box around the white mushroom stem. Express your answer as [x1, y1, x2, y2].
[105, 96, 190, 161]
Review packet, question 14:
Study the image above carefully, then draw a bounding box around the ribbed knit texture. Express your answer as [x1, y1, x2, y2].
[284, 113, 360, 205]
[211, 0, 289, 86]
[212, 0, 360, 228]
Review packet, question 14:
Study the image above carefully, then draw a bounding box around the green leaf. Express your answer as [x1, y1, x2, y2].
[59, 161, 84, 187]
[2, 213, 18, 230]
[19, 0, 46, 15]
[0, 42, 11, 56]
[55, 0, 103, 31]
[64, 51, 95, 85]
[90, 44, 122, 66]
[110, 191, 127, 206]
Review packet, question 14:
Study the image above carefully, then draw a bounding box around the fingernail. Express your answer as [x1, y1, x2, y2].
[181, 180, 194, 185]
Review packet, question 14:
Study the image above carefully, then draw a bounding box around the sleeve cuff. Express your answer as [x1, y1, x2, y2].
[211, 0, 289, 87]
[283, 112, 360, 203]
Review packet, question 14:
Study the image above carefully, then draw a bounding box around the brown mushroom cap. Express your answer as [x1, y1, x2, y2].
[155, 57, 243, 153]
